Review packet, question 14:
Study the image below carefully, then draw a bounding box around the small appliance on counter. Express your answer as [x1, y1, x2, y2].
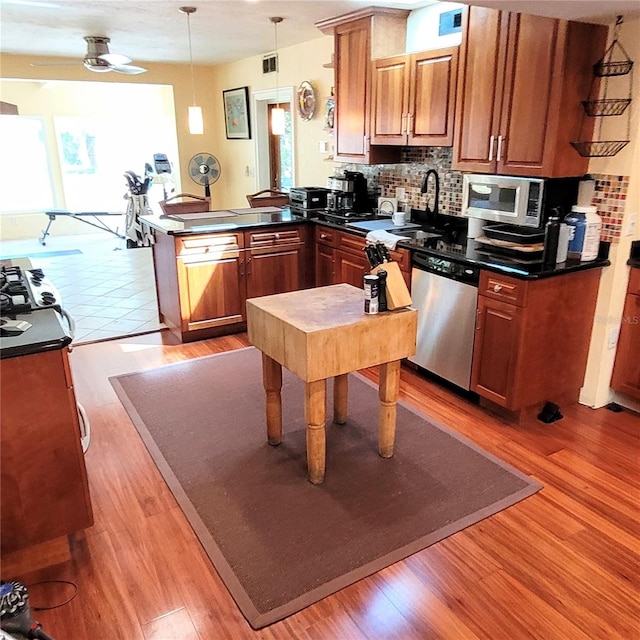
[289, 186, 329, 211]
[326, 170, 371, 215]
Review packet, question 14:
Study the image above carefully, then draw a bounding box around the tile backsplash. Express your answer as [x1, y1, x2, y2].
[339, 148, 629, 243]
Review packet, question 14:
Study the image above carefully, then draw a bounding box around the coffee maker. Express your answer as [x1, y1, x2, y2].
[326, 171, 370, 214]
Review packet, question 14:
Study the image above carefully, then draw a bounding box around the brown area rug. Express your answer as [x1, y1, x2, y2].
[110, 347, 542, 629]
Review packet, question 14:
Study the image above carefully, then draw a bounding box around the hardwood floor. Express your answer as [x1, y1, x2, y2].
[4, 330, 639, 640]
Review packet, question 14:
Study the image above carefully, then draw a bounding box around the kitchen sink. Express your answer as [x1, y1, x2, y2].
[392, 229, 442, 240]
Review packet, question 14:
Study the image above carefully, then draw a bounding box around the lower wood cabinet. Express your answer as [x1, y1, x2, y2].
[153, 224, 311, 342]
[611, 268, 640, 400]
[471, 268, 602, 412]
[315, 225, 411, 289]
[1, 348, 93, 554]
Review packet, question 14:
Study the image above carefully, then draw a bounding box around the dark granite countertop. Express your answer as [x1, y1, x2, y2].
[0, 308, 72, 359]
[312, 217, 610, 280]
[142, 206, 310, 235]
[142, 206, 610, 281]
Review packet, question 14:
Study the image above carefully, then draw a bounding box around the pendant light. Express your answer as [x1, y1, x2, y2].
[269, 16, 285, 136]
[180, 6, 204, 135]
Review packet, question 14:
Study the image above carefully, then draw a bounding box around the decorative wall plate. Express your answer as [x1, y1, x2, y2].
[297, 80, 316, 120]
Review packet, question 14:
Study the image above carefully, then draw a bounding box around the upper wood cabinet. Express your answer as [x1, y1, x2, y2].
[316, 8, 408, 164]
[371, 46, 459, 147]
[453, 7, 607, 177]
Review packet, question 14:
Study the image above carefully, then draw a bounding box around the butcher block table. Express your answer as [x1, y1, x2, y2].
[246, 283, 417, 484]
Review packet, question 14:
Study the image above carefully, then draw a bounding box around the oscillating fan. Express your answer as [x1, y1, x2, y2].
[188, 153, 221, 198]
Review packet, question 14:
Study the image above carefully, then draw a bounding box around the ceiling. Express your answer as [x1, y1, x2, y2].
[1, 0, 638, 68]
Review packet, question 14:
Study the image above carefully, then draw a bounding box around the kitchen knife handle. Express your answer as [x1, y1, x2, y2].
[379, 243, 392, 263]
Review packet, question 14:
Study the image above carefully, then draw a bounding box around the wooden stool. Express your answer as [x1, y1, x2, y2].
[247, 284, 417, 484]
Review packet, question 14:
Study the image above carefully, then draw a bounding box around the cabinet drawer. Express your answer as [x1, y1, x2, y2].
[247, 227, 302, 248]
[628, 268, 640, 296]
[479, 271, 528, 307]
[176, 233, 243, 256]
[336, 231, 366, 254]
[315, 225, 336, 247]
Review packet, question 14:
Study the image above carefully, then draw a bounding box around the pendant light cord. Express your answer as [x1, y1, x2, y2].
[187, 12, 196, 107]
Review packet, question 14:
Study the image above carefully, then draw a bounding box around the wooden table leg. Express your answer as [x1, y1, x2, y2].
[305, 379, 327, 484]
[333, 374, 348, 425]
[378, 360, 401, 458]
[262, 353, 282, 446]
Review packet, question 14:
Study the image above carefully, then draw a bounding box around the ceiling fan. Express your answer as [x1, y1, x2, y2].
[31, 36, 147, 75]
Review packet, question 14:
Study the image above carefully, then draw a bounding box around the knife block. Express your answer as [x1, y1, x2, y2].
[371, 262, 412, 310]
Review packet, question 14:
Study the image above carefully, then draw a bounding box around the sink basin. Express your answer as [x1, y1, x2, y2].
[393, 229, 442, 240]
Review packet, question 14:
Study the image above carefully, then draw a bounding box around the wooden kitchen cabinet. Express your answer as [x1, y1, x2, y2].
[453, 7, 607, 177]
[153, 225, 311, 342]
[315, 8, 407, 164]
[1, 348, 93, 554]
[611, 269, 640, 400]
[371, 46, 459, 147]
[245, 227, 308, 299]
[471, 268, 602, 413]
[314, 225, 411, 290]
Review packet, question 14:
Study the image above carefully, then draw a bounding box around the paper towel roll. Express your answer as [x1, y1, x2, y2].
[467, 217, 486, 238]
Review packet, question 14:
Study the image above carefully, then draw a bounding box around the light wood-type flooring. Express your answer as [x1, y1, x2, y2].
[4, 330, 639, 640]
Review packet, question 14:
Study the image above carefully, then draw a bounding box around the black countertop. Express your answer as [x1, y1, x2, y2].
[142, 206, 609, 281]
[312, 217, 610, 280]
[0, 308, 72, 359]
[142, 206, 308, 235]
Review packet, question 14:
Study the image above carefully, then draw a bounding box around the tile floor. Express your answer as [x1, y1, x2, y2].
[0, 232, 165, 344]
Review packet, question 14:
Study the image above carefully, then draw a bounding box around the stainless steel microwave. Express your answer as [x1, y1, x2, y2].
[462, 174, 581, 228]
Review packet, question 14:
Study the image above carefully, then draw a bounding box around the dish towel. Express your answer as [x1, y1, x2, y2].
[365, 229, 405, 250]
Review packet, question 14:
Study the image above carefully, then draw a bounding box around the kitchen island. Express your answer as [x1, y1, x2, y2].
[143, 207, 313, 342]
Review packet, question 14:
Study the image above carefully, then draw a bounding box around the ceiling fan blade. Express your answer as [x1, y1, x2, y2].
[100, 53, 131, 66]
[112, 64, 147, 75]
[30, 62, 82, 67]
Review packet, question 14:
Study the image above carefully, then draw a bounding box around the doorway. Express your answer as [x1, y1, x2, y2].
[252, 87, 295, 192]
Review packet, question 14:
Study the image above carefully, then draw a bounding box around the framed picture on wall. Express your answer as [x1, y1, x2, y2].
[223, 86, 251, 139]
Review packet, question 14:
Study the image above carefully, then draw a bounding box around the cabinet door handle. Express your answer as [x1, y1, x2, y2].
[320, 233, 328, 240]
[407, 113, 413, 135]
[488, 135, 495, 161]
[275, 233, 280, 241]
[247, 256, 252, 275]
[493, 284, 502, 292]
[239, 257, 244, 276]
[401, 113, 407, 134]
[497, 135, 504, 161]
[476, 308, 482, 331]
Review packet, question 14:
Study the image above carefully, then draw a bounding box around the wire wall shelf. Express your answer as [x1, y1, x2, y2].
[572, 16, 633, 158]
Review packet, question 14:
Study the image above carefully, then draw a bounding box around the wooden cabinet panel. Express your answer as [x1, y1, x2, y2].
[408, 47, 458, 146]
[471, 296, 522, 407]
[611, 274, 640, 400]
[453, 7, 606, 177]
[247, 245, 303, 300]
[1, 348, 93, 553]
[335, 248, 370, 289]
[371, 55, 409, 144]
[371, 47, 458, 147]
[335, 18, 372, 161]
[316, 243, 335, 287]
[472, 268, 601, 412]
[453, 7, 506, 172]
[316, 9, 406, 164]
[177, 253, 245, 330]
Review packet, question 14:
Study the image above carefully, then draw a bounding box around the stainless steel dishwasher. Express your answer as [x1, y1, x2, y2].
[409, 253, 480, 390]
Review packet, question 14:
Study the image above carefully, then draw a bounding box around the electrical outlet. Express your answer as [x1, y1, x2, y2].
[395, 187, 406, 200]
[11, 217, 18, 226]
[608, 326, 619, 350]
[626, 213, 637, 236]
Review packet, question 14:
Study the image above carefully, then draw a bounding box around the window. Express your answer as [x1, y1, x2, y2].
[0, 116, 55, 212]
